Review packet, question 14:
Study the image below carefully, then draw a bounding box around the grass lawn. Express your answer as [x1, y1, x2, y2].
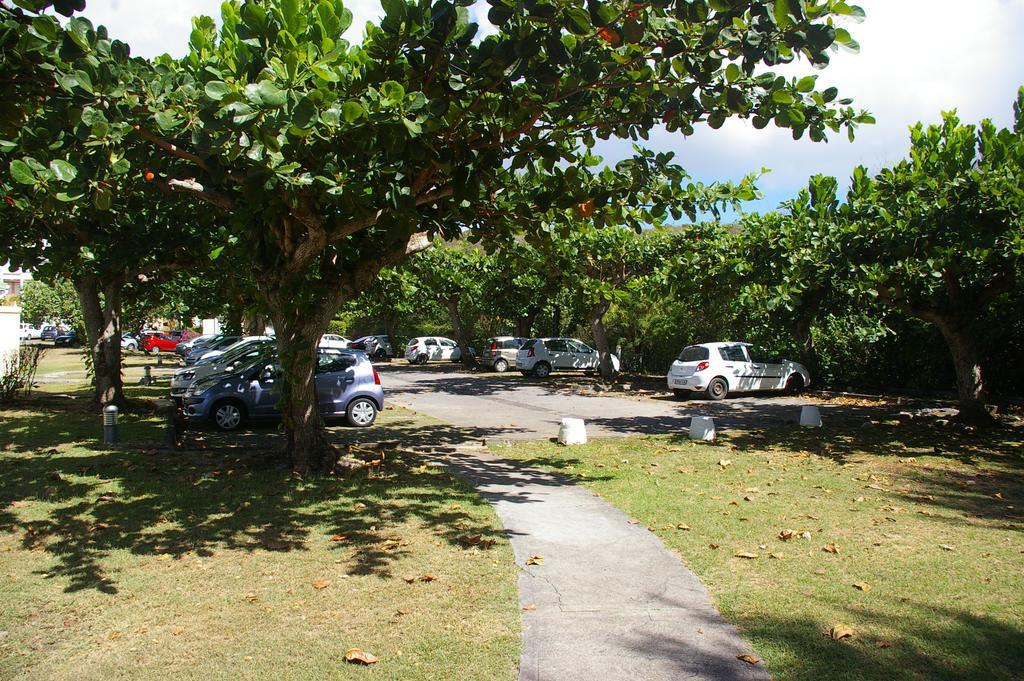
[0, 388, 520, 680]
[499, 420, 1024, 681]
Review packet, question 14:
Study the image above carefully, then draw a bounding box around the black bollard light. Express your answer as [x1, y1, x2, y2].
[102, 404, 119, 445]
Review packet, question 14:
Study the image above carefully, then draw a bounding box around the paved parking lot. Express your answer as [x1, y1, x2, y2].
[378, 364, 895, 442]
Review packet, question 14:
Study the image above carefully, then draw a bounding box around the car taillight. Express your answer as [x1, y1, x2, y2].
[527, 348, 535, 357]
[696, 361, 710, 372]
[490, 341, 497, 352]
[372, 366, 381, 385]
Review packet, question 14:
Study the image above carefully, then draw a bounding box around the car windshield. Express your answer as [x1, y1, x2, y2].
[219, 341, 269, 364]
[678, 346, 710, 362]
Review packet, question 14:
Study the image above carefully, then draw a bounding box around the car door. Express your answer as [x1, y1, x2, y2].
[315, 351, 357, 415]
[248, 364, 282, 417]
[719, 345, 756, 392]
[439, 338, 458, 360]
[543, 339, 571, 368]
[567, 340, 598, 369]
[748, 345, 786, 390]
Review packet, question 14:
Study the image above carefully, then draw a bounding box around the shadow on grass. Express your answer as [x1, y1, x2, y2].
[0, 405, 513, 594]
[718, 422, 1024, 526]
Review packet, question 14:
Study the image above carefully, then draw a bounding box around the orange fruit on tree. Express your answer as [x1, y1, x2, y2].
[143, 170, 155, 181]
[577, 200, 596, 217]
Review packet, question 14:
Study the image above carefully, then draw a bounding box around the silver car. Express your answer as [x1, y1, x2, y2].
[170, 340, 275, 403]
[515, 337, 618, 378]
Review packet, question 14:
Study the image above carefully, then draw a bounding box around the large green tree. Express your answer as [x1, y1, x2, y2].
[129, 0, 867, 472]
[0, 6, 211, 407]
[842, 94, 1024, 422]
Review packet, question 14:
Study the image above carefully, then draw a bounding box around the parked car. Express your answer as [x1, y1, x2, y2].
[319, 334, 350, 349]
[40, 325, 58, 341]
[185, 335, 246, 365]
[183, 348, 384, 431]
[19, 323, 42, 340]
[176, 333, 218, 357]
[170, 342, 276, 404]
[53, 329, 80, 347]
[515, 337, 617, 378]
[350, 335, 392, 359]
[192, 337, 274, 367]
[141, 333, 181, 354]
[121, 334, 140, 351]
[480, 336, 527, 372]
[666, 342, 811, 400]
[404, 336, 470, 364]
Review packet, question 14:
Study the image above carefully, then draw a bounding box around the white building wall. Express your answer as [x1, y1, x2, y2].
[0, 306, 21, 369]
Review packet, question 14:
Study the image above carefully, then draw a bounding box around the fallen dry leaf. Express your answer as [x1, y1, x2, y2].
[97, 494, 115, 503]
[107, 631, 122, 640]
[876, 640, 892, 649]
[525, 555, 544, 566]
[708, 543, 720, 550]
[823, 543, 840, 554]
[353, 502, 367, 511]
[396, 608, 412, 616]
[939, 544, 956, 551]
[10, 501, 31, 508]
[718, 459, 732, 469]
[243, 593, 258, 602]
[769, 552, 783, 559]
[330, 534, 348, 542]
[676, 524, 691, 531]
[736, 654, 761, 665]
[419, 574, 439, 582]
[734, 551, 759, 559]
[778, 529, 795, 541]
[312, 579, 330, 590]
[853, 581, 871, 592]
[401, 575, 417, 584]
[829, 624, 855, 640]
[344, 648, 379, 665]
[522, 603, 537, 611]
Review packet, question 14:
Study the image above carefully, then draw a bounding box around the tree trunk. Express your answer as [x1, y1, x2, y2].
[551, 305, 561, 337]
[267, 297, 338, 475]
[589, 301, 616, 382]
[516, 310, 537, 339]
[792, 315, 820, 379]
[74, 274, 127, 409]
[934, 315, 993, 424]
[445, 297, 474, 367]
[382, 314, 397, 356]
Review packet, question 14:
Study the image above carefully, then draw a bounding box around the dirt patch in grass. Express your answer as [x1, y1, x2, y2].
[0, 397, 519, 680]
[498, 421, 1024, 681]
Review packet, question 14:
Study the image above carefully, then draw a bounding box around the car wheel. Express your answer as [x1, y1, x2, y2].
[346, 397, 377, 427]
[417, 353, 428, 365]
[152, 346, 161, 355]
[705, 377, 729, 401]
[212, 400, 246, 431]
[127, 342, 137, 351]
[493, 358, 509, 373]
[673, 389, 690, 400]
[533, 362, 552, 378]
[785, 374, 805, 395]
[374, 348, 387, 360]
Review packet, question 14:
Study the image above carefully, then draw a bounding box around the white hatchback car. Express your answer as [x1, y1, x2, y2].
[404, 336, 464, 364]
[319, 334, 350, 349]
[666, 342, 811, 400]
[516, 337, 619, 378]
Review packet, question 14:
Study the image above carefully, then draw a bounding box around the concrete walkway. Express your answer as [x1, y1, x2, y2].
[439, 447, 771, 681]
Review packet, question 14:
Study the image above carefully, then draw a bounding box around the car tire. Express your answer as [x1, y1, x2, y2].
[493, 358, 509, 373]
[151, 346, 161, 355]
[346, 397, 378, 427]
[705, 377, 729, 401]
[533, 362, 552, 378]
[374, 348, 387, 360]
[417, 353, 428, 365]
[212, 400, 246, 431]
[785, 374, 805, 395]
[673, 389, 690, 400]
[126, 342, 137, 351]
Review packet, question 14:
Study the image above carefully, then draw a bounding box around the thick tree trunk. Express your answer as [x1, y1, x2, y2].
[516, 310, 537, 339]
[74, 274, 127, 408]
[589, 301, 616, 382]
[551, 305, 561, 337]
[268, 299, 338, 475]
[934, 315, 993, 424]
[445, 298, 474, 367]
[792, 315, 819, 378]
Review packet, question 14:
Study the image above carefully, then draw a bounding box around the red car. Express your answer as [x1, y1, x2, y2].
[141, 333, 180, 354]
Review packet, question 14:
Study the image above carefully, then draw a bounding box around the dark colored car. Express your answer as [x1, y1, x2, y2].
[54, 329, 80, 347]
[40, 325, 58, 341]
[183, 348, 384, 431]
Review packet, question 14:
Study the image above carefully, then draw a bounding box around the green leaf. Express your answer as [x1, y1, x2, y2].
[796, 76, 816, 92]
[10, 159, 37, 185]
[564, 6, 591, 34]
[154, 110, 180, 131]
[341, 101, 365, 123]
[381, 0, 407, 20]
[402, 117, 422, 136]
[49, 160, 77, 183]
[311, 63, 340, 82]
[725, 64, 740, 83]
[209, 246, 225, 260]
[204, 81, 231, 101]
[381, 81, 405, 105]
[255, 80, 288, 108]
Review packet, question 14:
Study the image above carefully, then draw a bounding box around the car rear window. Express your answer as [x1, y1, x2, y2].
[500, 339, 523, 349]
[678, 346, 709, 362]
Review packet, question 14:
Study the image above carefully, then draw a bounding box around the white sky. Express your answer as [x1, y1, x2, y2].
[77, 0, 1024, 214]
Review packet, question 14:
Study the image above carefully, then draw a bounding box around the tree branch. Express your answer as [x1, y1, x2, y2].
[166, 178, 234, 210]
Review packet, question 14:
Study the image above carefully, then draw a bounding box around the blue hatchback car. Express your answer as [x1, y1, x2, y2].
[183, 348, 384, 431]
